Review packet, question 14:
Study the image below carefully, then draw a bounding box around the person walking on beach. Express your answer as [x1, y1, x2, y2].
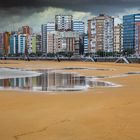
[57, 55, 61, 62]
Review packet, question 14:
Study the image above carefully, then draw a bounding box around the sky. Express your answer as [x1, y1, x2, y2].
[0, 0, 140, 33]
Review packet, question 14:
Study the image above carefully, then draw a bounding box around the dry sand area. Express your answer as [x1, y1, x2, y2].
[0, 60, 140, 140]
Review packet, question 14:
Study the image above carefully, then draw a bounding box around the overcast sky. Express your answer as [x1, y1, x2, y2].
[0, 0, 140, 33]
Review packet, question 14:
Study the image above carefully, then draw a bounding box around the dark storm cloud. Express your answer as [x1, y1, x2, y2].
[0, 0, 140, 12]
[0, 0, 139, 32]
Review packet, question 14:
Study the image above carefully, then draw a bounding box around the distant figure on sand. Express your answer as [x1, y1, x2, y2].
[4, 55, 7, 60]
[25, 55, 30, 61]
[57, 55, 61, 62]
[27, 57, 30, 61]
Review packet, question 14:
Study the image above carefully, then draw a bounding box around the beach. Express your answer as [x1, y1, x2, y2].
[0, 60, 140, 140]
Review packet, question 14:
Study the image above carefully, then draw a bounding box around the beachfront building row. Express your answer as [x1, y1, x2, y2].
[9, 33, 42, 55]
[0, 32, 42, 56]
[9, 33, 37, 55]
[41, 14, 125, 55]
[87, 13, 140, 55]
[0, 25, 42, 56]
[41, 15, 85, 54]
[1, 14, 140, 56]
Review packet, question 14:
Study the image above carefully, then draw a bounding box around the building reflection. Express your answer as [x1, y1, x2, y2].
[88, 81, 111, 87]
[0, 72, 87, 91]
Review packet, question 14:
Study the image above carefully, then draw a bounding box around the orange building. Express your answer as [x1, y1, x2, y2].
[3, 32, 11, 56]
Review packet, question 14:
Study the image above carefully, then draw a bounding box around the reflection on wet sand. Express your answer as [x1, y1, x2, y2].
[0, 71, 120, 92]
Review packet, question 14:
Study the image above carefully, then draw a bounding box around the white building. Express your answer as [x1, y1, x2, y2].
[41, 22, 55, 53]
[73, 20, 85, 34]
[88, 14, 114, 53]
[55, 15, 73, 31]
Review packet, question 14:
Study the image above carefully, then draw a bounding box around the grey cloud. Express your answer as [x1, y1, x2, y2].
[0, 0, 140, 11]
[0, 0, 139, 17]
[0, 0, 140, 32]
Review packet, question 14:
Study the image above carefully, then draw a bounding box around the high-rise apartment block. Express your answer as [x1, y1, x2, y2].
[55, 15, 73, 31]
[123, 14, 140, 53]
[88, 19, 96, 53]
[88, 14, 114, 53]
[114, 24, 123, 52]
[41, 22, 55, 53]
[3, 32, 11, 56]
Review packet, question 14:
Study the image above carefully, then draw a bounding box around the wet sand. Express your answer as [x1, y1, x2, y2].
[0, 60, 140, 140]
